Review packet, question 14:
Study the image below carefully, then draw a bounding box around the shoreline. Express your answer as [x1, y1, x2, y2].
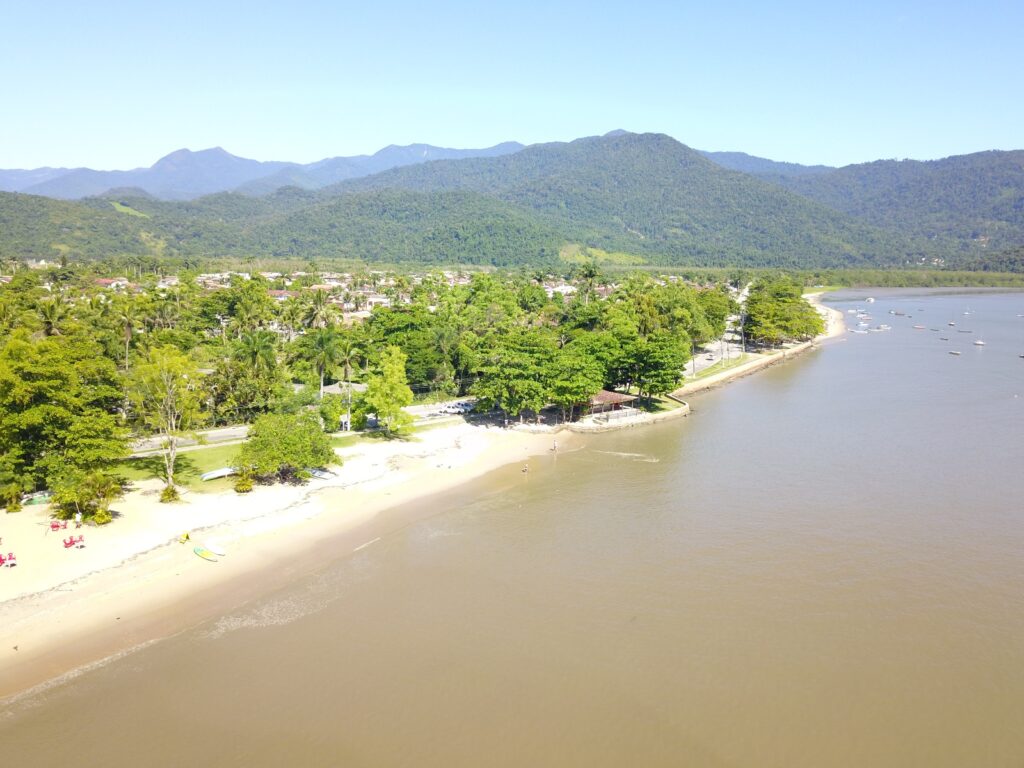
[0, 295, 846, 702]
[0, 423, 558, 700]
[669, 291, 845, 399]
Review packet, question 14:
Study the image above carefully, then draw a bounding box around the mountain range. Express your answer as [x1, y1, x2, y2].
[0, 142, 525, 201]
[1, 131, 1022, 270]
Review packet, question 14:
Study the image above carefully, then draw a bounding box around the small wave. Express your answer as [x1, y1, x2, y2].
[1, 637, 162, 711]
[595, 450, 660, 463]
[203, 596, 320, 639]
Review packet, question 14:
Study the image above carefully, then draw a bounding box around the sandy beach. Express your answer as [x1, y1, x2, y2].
[0, 423, 557, 699]
[0, 294, 846, 701]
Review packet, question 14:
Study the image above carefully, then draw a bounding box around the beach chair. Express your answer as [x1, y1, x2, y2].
[63, 537, 76, 549]
[0, 554, 5, 566]
[49, 520, 68, 532]
[76, 535, 85, 548]
[5, 553, 15, 567]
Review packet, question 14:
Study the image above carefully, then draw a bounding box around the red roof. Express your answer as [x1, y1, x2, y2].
[590, 390, 638, 406]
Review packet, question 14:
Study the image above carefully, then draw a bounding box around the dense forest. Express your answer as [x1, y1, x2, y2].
[0, 260, 822, 521]
[6, 133, 1023, 272]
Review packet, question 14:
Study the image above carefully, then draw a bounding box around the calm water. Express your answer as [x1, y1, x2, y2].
[4, 290, 1024, 767]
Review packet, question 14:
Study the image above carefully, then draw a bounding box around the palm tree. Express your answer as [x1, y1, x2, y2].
[118, 302, 141, 372]
[303, 290, 334, 329]
[337, 333, 362, 430]
[278, 298, 304, 342]
[38, 297, 69, 336]
[306, 326, 343, 399]
[234, 330, 277, 375]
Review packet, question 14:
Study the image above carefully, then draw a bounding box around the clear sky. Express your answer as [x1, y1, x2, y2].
[2, 0, 1021, 169]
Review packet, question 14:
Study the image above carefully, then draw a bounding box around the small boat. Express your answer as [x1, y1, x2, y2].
[913, 325, 926, 330]
[200, 467, 237, 481]
[930, 328, 940, 332]
[957, 329, 973, 333]
[940, 337, 949, 341]
[949, 351, 961, 356]
[865, 297, 875, 303]
[849, 329, 868, 334]
[974, 339, 986, 346]
[193, 546, 218, 562]
[948, 321, 956, 326]
[847, 309, 858, 314]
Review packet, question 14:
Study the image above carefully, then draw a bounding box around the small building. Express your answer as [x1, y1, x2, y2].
[587, 389, 638, 415]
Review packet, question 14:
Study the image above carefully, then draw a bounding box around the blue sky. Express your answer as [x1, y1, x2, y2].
[2, 0, 1021, 169]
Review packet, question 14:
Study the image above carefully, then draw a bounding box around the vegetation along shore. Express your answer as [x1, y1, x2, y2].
[0, 257, 841, 698]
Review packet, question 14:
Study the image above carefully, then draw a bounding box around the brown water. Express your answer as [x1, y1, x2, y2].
[4, 290, 1024, 767]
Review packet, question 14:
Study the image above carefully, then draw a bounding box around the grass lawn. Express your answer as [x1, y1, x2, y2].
[686, 353, 753, 382]
[117, 443, 242, 493]
[109, 200, 150, 218]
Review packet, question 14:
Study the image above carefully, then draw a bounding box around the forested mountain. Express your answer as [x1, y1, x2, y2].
[334, 132, 936, 267]
[2, 142, 525, 201]
[760, 150, 1024, 251]
[700, 151, 834, 179]
[2, 132, 1022, 270]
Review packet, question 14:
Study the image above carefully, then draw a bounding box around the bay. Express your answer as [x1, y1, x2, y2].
[4, 289, 1024, 767]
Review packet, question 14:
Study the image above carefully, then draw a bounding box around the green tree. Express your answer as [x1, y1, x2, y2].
[296, 326, 344, 399]
[51, 470, 124, 524]
[129, 346, 206, 499]
[234, 330, 277, 376]
[237, 411, 335, 483]
[547, 346, 605, 422]
[364, 346, 414, 435]
[472, 329, 555, 422]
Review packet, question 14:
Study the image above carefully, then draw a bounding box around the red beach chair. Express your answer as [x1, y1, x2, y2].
[0, 554, 5, 566]
[76, 535, 85, 548]
[5, 552, 15, 567]
[63, 537, 76, 549]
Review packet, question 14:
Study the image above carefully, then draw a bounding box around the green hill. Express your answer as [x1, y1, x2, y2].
[3, 133, 1019, 270]
[769, 150, 1024, 250]
[334, 132, 942, 267]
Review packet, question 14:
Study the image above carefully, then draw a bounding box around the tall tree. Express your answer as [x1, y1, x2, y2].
[363, 346, 414, 435]
[129, 346, 206, 500]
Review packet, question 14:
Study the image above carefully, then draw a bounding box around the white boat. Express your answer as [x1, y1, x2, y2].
[865, 297, 875, 303]
[974, 339, 986, 346]
[849, 329, 868, 334]
[948, 321, 956, 326]
[200, 467, 237, 481]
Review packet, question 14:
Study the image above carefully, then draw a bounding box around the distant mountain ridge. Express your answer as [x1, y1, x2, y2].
[2, 131, 1022, 271]
[699, 151, 835, 179]
[0, 142, 526, 201]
